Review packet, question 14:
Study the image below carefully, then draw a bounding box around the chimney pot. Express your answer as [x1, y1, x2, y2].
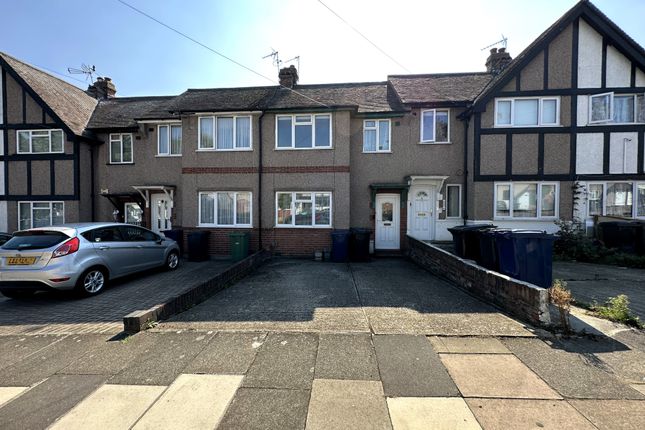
[490, 48, 497, 54]
[498, 47, 506, 53]
[86, 76, 117, 99]
[485, 48, 512, 75]
[278, 65, 299, 88]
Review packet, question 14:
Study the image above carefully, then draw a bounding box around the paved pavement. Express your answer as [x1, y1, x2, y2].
[0, 260, 230, 335]
[553, 261, 645, 320]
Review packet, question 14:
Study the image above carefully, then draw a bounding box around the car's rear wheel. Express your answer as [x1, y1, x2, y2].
[75, 268, 107, 297]
[0, 289, 35, 300]
[165, 251, 179, 271]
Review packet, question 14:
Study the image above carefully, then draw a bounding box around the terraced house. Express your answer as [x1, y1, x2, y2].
[0, 0, 643, 256]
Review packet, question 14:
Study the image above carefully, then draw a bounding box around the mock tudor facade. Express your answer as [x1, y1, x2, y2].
[0, 0, 643, 256]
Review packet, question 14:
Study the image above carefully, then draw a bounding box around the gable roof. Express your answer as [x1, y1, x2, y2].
[0, 52, 98, 137]
[388, 73, 493, 105]
[472, 0, 645, 111]
[87, 96, 177, 129]
[167, 86, 275, 113]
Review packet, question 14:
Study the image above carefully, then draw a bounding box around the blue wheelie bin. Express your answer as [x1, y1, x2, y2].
[330, 230, 351, 262]
[495, 230, 556, 288]
[448, 224, 495, 260]
[478, 228, 512, 271]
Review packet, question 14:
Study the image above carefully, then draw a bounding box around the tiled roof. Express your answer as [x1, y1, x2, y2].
[87, 96, 177, 129]
[388, 73, 493, 104]
[167, 87, 276, 113]
[0, 52, 98, 137]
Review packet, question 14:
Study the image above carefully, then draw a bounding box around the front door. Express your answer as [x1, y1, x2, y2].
[375, 194, 400, 250]
[151, 194, 172, 233]
[409, 187, 435, 241]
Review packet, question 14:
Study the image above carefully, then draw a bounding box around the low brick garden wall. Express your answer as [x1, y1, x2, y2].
[407, 236, 551, 327]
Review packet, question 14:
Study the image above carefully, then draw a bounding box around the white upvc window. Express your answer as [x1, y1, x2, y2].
[198, 115, 252, 151]
[198, 191, 252, 227]
[587, 182, 645, 218]
[276, 114, 332, 149]
[445, 184, 462, 218]
[124, 203, 143, 225]
[494, 182, 559, 219]
[363, 119, 391, 152]
[16, 129, 64, 154]
[275, 192, 332, 228]
[590, 92, 645, 124]
[420, 109, 450, 143]
[158, 123, 182, 156]
[18, 201, 64, 230]
[494, 97, 560, 127]
[109, 133, 133, 164]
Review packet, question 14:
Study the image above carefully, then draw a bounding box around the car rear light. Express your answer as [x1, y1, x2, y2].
[52, 237, 80, 258]
[49, 277, 71, 282]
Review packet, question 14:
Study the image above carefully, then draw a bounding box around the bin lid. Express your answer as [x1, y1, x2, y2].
[500, 230, 554, 239]
[448, 224, 496, 232]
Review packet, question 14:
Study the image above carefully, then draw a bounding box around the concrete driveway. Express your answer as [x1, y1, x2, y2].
[554, 261, 645, 320]
[0, 260, 230, 336]
[161, 258, 532, 336]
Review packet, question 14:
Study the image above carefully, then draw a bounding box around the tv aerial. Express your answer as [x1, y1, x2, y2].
[67, 63, 97, 81]
[481, 35, 508, 51]
[263, 49, 300, 74]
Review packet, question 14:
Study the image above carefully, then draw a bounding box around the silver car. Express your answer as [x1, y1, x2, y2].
[0, 222, 180, 299]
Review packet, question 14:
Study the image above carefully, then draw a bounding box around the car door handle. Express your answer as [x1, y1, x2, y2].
[136, 245, 143, 249]
[99, 246, 110, 250]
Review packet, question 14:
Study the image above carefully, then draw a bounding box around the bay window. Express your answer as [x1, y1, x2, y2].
[276, 192, 332, 227]
[198, 115, 252, 150]
[158, 124, 182, 156]
[421, 109, 449, 143]
[494, 97, 560, 127]
[276, 114, 331, 149]
[199, 192, 252, 226]
[495, 182, 559, 219]
[363, 119, 390, 152]
[17, 129, 64, 154]
[18, 202, 64, 230]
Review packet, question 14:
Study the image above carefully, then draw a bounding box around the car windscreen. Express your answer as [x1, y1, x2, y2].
[1, 231, 70, 250]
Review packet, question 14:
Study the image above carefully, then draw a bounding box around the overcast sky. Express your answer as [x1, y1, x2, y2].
[2, 0, 644, 96]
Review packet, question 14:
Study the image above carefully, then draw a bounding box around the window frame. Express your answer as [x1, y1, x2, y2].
[494, 97, 561, 127]
[274, 191, 333, 228]
[197, 115, 253, 151]
[420, 108, 451, 144]
[445, 184, 462, 219]
[362, 119, 391, 153]
[274, 114, 333, 150]
[124, 202, 143, 225]
[586, 181, 644, 219]
[16, 129, 65, 154]
[589, 92, 614, 124]
[157, 123, 182, 156]
[588, 92, 645, 125]
[197, 191, 253, 227]
[493, 182, 560, 220]
[109, 133, 134, 164]
[17, 201, 65, 230]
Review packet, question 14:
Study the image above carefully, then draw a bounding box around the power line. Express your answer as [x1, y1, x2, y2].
[316, 0, 411, 73]
[115, 0, 329, 108]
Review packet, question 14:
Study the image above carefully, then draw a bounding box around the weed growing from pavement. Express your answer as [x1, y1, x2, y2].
[550, 279, 572, 333]
[591, 295, 643, 328]
[144, 319, 159, 330]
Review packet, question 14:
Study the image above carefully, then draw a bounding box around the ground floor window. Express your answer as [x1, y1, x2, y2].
[587, 182, 645, 218]
[124, 203, 143, 225]
[199, 192, 252, 227]
[494, 182, 558, 219]
[18, 202, 64, 230]
[445, 184, 461, 218]
[276, 192, 332, 227]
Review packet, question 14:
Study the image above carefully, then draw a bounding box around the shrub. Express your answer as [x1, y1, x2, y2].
[549, 279, 572, 333]
[592, 295, 642, 328]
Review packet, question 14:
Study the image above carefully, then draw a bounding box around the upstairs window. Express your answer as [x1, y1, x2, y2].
[363, 119, 390, 152]
[109, 133, 133, 164]
[495, 97, 560, 127]
[158, 124, 182, 156]
[276, 114, 332, 149]
[17, 129, 64, 154]
[590, 93, 645, 124]
[421, 109, 449, 143]
[198, 115, 252, 150]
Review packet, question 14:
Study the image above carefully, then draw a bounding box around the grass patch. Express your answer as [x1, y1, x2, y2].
[589, 295, 643, 328]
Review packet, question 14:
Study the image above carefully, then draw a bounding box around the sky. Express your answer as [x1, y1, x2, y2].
[2, 0, 644, 97]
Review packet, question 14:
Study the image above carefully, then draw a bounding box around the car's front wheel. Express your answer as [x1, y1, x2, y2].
[76, 268, 107, 297]
[165, 251, 179, 271]
[0, 289, 35, 300]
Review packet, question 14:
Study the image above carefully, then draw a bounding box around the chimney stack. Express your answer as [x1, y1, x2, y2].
[278, 65, 299, 88]
[86, 77, 117, 99]
[485, 47, 512, 75]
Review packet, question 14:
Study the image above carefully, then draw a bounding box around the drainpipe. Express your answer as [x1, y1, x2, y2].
[90, 144, 96, 221]
[463, 117, 469, 226]
[258, 112, 264, 250]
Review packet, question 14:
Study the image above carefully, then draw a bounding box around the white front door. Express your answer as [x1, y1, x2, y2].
[375, 194, 400, 250]
[409, 187, 435, 241]
[151, 194, 172, 233]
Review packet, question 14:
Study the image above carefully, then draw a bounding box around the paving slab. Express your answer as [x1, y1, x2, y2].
[631, 384, 645, 395]
[306, 379, 392, 430]
[0, 374, 107, 430]
[441, 354, 561, 399]
[503, 337, 644, 399]
[315, 334, 380, 380]
[109, 331, 212, 386]
[49, 384, 165, 430]
[133, 374, 242, 430]
[217, 387, 310, 430]
[428, 336, 511, 354]
[387, 397, 481, 430]
[373, 335, 459, 397]
[242, 332, 318, 390]
[0, 334, 106, 386]
[465, 399, 597, 430]
[184, 332, 266, 374]
[0, 387, 28, 408]
[0, 335, 64, 371]
[569, 399, 645, 430]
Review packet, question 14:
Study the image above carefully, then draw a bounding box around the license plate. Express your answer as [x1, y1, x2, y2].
[7, 257, 37, 265]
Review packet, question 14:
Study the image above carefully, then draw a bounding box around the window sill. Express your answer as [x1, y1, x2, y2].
[196, 148, 253, 152]
[274, 225, 333, 229]
[155, 154, 182, 157]
[107, 162, 134, 165]
[493, 124, 561, 128]
[418, 141, 451, 145]
[198, 224, 253, 228]
[362, 150, 392, 154]
[493, 217, 558, 221]
[274, 147, 333, 151]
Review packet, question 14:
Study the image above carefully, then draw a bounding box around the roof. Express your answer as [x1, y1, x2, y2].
[167, 86, 275, 113]
[0, 52, 98, 137]
[87, 96, 177, 129]
[388, 73, 493, 104]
